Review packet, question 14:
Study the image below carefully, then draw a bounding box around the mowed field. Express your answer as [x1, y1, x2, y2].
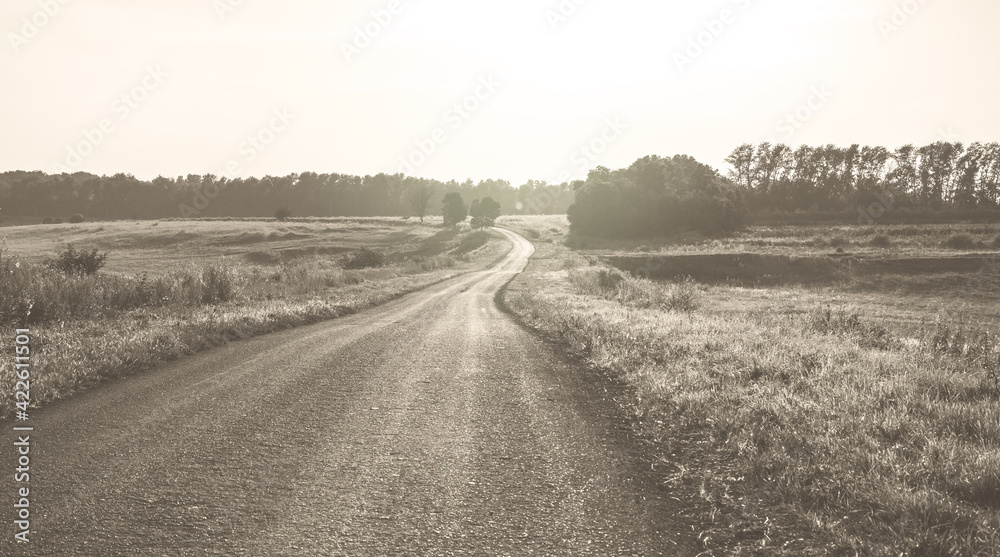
[1, 216, 456, 274]
[499, 215, 1000, 556]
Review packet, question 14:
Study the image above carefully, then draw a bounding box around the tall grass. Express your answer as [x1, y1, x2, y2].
[568, 267, 699, 312]
[0, 243, 464, 328]
[503, 246, 1000, 555]
[0, 241, 479, 417]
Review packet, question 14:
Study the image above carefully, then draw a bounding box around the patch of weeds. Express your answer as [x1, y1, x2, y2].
[810, 306, 898, 350]
[343, 248, 386, 269]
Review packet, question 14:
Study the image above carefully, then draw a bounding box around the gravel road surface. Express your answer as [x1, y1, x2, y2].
[4, 228, 698, 556]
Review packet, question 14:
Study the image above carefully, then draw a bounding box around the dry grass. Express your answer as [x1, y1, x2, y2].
[566, 223, 1000, 258]
[0, 223, 507, 417]
[501, 233, 1000, 556]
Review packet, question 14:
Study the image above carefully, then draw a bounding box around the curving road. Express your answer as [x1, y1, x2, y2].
[4, 228, 696, 556]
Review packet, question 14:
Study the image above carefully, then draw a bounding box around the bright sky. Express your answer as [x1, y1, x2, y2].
[2, 0, 998, 185]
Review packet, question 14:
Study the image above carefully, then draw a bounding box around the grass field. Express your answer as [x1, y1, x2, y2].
[0, 216, 455, 274]
[0, 217, 508, 417]
[499, 215, 1000, 556]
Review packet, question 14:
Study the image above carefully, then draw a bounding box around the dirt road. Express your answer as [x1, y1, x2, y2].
[4, 228, 697, 555]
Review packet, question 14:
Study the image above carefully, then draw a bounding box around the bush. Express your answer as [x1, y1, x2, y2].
[42, 217, 54, 225]
[666, 276, 699, 312]
[868, 233, 892, 247]
[68, 214, 85, 224]
[200, 264, 237, 304]
[343, 248, 385, 269]
[50, 245, 108, 275]
[54, 218, 63, 224]
[942, 233, 977, 250]
[274, 207, 292, 221]
[524, 228, 541, 239]
[828, 235, 850, 248]
[597, 268, 624, 290]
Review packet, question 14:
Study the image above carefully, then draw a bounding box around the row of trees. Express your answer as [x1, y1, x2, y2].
[0, 171, 575, 221]
[439, 193, 502, 228]
[726, 142, 1000, 212]
[568, 155, 746, 238]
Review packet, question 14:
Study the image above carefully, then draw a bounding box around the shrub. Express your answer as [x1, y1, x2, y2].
[524, 228, 541, 240]
[274, 207, 292, 221]
[868, 233, 892, 247]
[943, 233, 976, 250]
[343, 248, 385, 269]
[42, 217, 54, 225]
[828, 235, 850, 248]
[50, 245, 108, 275]
[597, 268, 624, 290]
[54, 218, 63, 224]
[200, 264, 237, 304]
[665, 276, 699, 312]
[68, 214, 85, 224]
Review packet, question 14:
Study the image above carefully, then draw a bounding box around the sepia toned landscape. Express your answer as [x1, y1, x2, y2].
[3, 1, 999, 555]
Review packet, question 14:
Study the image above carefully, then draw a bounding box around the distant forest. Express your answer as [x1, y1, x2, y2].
[3, 140, 1000, 224]
[0, 172, 575, 221]
[727, 141, 1000, 212]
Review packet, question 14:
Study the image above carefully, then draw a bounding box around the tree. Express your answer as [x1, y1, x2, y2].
[406, 184, 434, 223]
[441, 192, 467, 226]
[470, 196, 501, 229]
[274, 206, 292, 221]
[568, 155, 746, 238]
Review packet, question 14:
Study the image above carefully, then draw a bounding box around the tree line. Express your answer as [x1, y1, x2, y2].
[726, 141, 1000, 212]
[0, 171, 575, 221]
[568, 155, 746, 238]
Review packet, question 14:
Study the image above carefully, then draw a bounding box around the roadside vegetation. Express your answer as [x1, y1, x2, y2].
[0, 218, 507, 417]
[566, 222, 1000, 256]
[500, 215, 1000, 556]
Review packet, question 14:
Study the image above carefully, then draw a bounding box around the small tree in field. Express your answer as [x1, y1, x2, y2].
[274, 206, 292, 221]
[406, 184, 434, 223]
[469, 196, 501, 229]
[442, 192, 467, 226]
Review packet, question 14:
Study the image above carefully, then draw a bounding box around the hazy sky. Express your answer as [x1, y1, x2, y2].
[3, 0, 998, 185]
